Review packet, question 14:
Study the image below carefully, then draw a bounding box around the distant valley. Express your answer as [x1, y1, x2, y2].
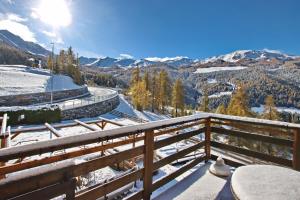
[1, 30, 300, 113]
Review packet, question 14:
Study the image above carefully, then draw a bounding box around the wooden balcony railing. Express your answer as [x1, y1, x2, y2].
[0, 113, 299, 200]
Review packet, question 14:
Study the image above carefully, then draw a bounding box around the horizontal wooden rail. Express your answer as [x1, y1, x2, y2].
[152, 156, 206, 191]
[211, 127, 293, 147]
[0, 136, 145, 175]
[0, 146, 144, 199]
[75, 169, 143, 200]
[153, 141, 205, 171]
[154, 128, 205, 150]
[211, 141, 293, 167]
[0, 115, 205, 161]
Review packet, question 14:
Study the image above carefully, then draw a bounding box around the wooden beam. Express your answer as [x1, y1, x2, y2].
[45, 123, 62, 138]
[0, 146, 145, 199]
[1, 113, 7, 135]
[293, 128, 300, 171]
[211, 141, 293, 167]
[143, 130, 154, 200]
[211, 127, 293, 147]
[75, 169, 143, 200]
[205, 117, 211, 161]
[153, 141, 205, 170]
[154, 128, 205, 150]
[74, 119, 99, 131]
[0, 136, 145, 176]
[152, 156, 206, 191]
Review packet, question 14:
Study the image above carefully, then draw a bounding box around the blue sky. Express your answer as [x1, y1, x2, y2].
[0, 0, 300, 59]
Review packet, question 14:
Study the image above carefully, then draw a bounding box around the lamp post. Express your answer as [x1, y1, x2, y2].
[50, 42, 54, 105]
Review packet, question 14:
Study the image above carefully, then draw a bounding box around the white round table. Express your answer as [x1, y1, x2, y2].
[231, 165, 300, 200]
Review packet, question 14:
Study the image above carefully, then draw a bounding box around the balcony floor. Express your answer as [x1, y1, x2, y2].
[153, 162, 234, 200]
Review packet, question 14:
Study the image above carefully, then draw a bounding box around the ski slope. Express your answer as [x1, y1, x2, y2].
[0, 65, 81, 96]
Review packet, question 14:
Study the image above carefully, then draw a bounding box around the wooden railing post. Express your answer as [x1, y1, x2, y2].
[205, 117, 211, 162]
[143, 130, 154, 200]
[293, 128, 300, 171]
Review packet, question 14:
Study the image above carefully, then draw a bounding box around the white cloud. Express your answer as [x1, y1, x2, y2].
[7, 13, 27, 22]
[119, 53, 134, 59]
[42, 30, 56, 37]
[0, 13, 36, 42]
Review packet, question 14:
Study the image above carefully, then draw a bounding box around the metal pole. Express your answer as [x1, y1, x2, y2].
[50, 42, 55, 105]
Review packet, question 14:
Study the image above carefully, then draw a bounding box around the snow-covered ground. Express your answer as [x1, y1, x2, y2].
[251, 104, 300, 114]
[207, 78, 217, 84]
[0, 65, 81, 96]
[208, 91, 232, 98]
[194, 66, 247, 74]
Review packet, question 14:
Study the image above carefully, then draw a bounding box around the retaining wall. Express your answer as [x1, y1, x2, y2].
[61, 95, 120, 120]
[0, 87, 89, 106]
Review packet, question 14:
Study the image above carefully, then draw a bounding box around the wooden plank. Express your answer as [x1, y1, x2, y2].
[155, 121, 205, 137]
[205, 117, 211, 161]
[211, 127, 293, 147]
[11, 119, 105, 134]
[211, 115, 300, 130]
[210, 141, 293, 167]
[123, 190, 143, 200]
[75, 169, 143, 200]
[293, 128, 300, 171]
[0, 146, 144, 199]
[11, 178, 76, 200]
[0, 136, 145, 176]
[74, 119, 99, 131]
[98, 117, 124, 127]
[153, 141, 205, 170]
[154, 128, 205, 150]
[1, 114, 7, 135]
[152, 156, 206, 191]
[143, 130, 154, 200]
[45, 123, 62, 138]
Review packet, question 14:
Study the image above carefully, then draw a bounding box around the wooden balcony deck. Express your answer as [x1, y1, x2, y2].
[153, 162, 234, 200]
[0, 113, 299, 200]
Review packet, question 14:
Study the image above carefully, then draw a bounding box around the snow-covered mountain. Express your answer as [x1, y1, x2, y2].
[79, 56, 196, 68]
[0, 30, 50, 56]
[202, 49, 297, 63]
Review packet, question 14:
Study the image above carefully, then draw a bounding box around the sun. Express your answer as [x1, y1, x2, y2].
[33, 0, 72, 28]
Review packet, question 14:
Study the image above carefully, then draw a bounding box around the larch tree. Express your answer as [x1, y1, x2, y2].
[199, 91, 210, 112]
[262, 95, 280, 120]
[158, 70, 171, 113]
[172, 79, 184, 117]
[227, 84, 253, 117]
[216, 103, 227, 114]
[130, 80, 150, 111]
[131, 67, 140, 86]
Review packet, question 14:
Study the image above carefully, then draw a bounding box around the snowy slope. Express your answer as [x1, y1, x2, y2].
[0, 65, 82, 96]
[80, 56, 195, 68]
[202, 49, 297, 63]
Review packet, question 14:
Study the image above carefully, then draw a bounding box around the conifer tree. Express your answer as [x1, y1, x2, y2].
[262, 95, 280, 120]
[216, 103, 226, 114]
[172, 79, 184, 117]
[131, 67, 140, 85]
[150, 72, 159, 112]
[227, 84, 253, 117]
[157, 70, 171, 113]
[199, 91, 209, 112]
[130, 80, 150, 111]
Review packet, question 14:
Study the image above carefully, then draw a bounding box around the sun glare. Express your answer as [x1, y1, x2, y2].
[34, 0, 72, 28]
